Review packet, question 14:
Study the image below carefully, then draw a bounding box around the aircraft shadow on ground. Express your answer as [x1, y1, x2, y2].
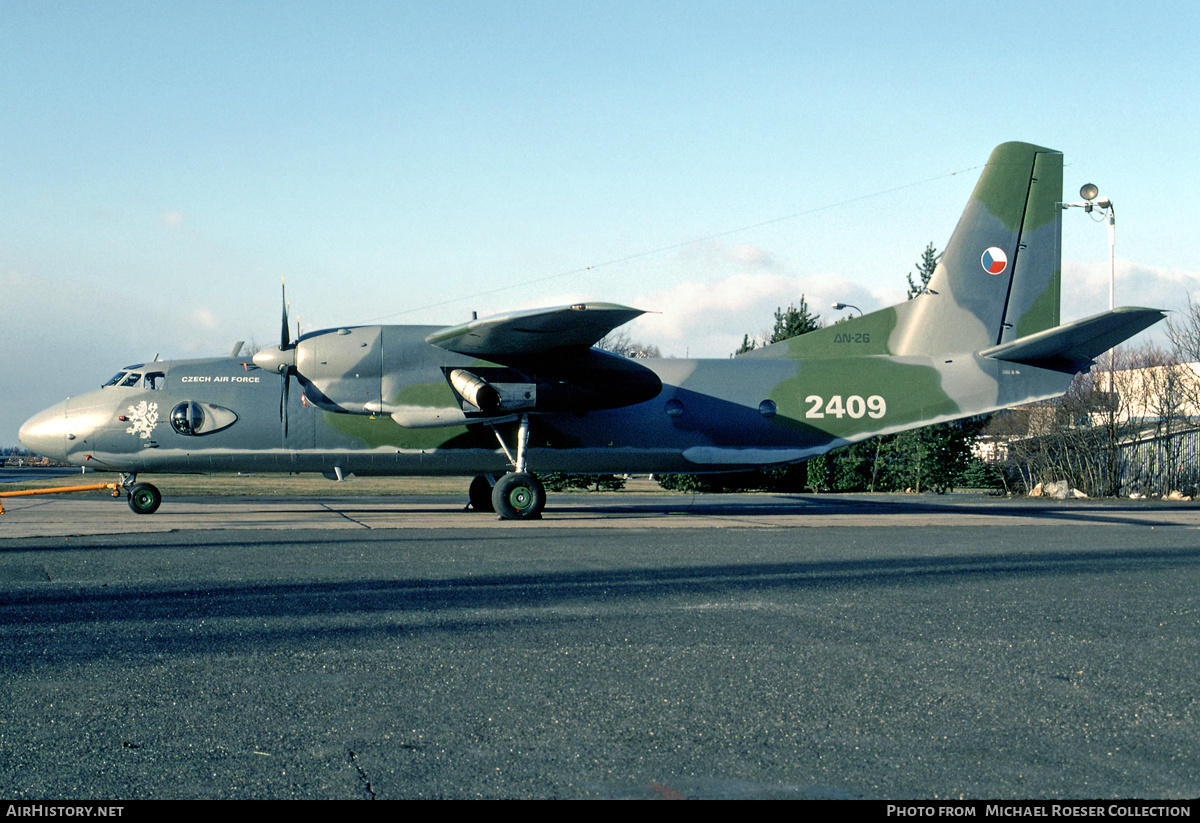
[3, 541, 1198, 666]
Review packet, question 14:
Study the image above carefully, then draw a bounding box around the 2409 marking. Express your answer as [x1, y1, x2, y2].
[805, 394, 886, 419]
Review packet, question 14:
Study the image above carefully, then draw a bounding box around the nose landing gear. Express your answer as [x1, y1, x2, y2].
[122, 474, 162, 515]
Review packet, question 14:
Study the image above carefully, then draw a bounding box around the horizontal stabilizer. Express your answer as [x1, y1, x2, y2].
[979, 307, 1166, 372]
[427, 303, 645, 358]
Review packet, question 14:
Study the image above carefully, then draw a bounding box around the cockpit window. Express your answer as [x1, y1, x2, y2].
[103, 370, 165, 389]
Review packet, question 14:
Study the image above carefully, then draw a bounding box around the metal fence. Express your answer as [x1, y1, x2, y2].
[1117, 427, 1200, 498]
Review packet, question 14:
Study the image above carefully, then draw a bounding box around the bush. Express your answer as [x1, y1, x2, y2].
[541, 473, 626, 492]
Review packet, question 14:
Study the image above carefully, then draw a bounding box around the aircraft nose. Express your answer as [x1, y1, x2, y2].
[18, 400, 70, 462]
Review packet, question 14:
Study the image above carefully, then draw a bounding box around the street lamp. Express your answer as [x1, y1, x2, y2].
[1063, 184, 1119, 391]
[1062, 183, 1116, 311]
[831, 302, 863, 316]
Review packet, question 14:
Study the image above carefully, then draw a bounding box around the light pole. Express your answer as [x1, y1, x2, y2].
[831, 302, 863, 316]
[1063, 184, 1118, 391]
[1062, 183, 1116, 311]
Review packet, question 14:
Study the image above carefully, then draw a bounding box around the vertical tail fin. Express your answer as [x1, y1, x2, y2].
[891, 141, 1062, 355]
[745, 142, 1063, 360]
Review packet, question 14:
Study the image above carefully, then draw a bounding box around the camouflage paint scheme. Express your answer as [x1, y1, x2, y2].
[20, 143, 1164, 508]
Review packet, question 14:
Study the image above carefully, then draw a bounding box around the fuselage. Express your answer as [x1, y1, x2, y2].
[18, 324, 1074, 478]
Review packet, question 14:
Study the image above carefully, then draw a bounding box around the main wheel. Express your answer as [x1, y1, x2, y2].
[468, 475, 495, 512]
[127, 482, 162, 515]
[491, 472, 545, 520]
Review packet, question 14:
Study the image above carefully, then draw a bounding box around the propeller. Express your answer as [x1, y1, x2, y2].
[252, 279, 298, 438]
[279, 280, 291, 436]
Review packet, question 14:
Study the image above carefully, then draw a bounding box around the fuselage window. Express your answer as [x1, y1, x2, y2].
[144, 372, 165, 390]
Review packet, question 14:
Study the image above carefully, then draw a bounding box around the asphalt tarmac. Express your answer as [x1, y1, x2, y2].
[2, 492, 1199, 799]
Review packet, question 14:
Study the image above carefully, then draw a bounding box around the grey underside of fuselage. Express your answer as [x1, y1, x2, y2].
[63, 350, 1072, 477]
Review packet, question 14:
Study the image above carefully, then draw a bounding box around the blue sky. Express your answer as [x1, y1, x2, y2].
[4, 1, 1200, 446]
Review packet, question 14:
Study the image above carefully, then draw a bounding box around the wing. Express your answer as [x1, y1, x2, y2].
[425, 303, 646, 357]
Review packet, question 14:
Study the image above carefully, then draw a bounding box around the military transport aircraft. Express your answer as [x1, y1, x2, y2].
[19, 142, 1165, 519]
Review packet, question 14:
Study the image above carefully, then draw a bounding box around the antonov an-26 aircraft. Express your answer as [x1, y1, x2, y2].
[20, 142, 1165, 519]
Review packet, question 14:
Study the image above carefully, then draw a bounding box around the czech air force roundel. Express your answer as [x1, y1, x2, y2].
[981, 247, 1008, 275]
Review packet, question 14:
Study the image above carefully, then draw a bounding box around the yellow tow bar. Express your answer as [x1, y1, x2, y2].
[0, 483, 122, 515]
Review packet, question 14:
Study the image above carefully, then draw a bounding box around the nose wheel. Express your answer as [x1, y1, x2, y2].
[126, 481, 162, 515]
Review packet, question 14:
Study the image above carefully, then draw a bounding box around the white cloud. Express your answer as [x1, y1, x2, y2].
[1062, 260, 1200, 319]
[609, 258, 1200, 359]
[626, 271, 895, 357]
[190, 307, 219, 329]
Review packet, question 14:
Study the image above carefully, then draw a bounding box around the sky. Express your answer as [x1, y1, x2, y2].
[4, 0, 1200, 447]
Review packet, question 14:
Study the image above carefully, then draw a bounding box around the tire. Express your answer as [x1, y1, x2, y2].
[468, 475, 495, 512]
[491, 472, 545, 520]
[127, 483, 162, 515]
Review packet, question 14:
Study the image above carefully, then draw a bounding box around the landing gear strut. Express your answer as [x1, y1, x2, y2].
[487, 414, 546, 520]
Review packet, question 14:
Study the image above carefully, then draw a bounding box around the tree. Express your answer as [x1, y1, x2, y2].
[1164, 293, 1200, 415]
[596, 330, 662, 359]
[983, 341, 1196, 498]
[734, 296, 823, 354]
[769, 298, 822, 342]
[906, 243, 941, 299]
[542, 472, 626, 493]
[734, 333, 757, 355]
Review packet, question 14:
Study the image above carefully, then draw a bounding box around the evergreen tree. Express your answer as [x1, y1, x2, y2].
[906, 243, 941, 299]
[734, 296, 823, 354]
[769, 298, 822, 343]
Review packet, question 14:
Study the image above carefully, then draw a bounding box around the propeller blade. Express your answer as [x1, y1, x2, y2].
[280, 278, 291, 350]
[281, 369, 290, 438]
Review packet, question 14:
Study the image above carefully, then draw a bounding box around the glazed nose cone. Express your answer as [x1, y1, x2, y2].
[18, 400, 69, 462]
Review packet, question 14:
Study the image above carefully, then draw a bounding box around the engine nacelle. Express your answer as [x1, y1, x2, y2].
[448, 369, 501, 414]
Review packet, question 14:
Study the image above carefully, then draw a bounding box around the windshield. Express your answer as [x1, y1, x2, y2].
[102, 368, 165, 389]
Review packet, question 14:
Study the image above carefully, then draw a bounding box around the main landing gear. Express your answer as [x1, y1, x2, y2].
[467, 475, 495, 512]
[492, 471, 545, 520]
[470, 414, 546, 520]
[122, 474, 162, 515]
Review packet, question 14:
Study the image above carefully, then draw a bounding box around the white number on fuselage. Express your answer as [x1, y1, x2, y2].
[805, 394, 886, 419]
